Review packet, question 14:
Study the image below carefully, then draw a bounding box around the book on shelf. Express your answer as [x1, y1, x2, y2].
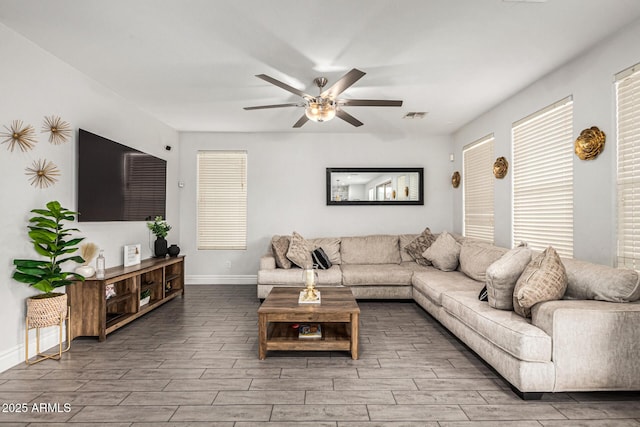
[298, 323, 322, 339]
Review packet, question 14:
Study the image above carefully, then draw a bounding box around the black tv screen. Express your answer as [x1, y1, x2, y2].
[77, 129, 167, 222]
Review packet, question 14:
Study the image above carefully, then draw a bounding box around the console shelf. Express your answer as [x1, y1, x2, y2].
[67, 256, 185, 341]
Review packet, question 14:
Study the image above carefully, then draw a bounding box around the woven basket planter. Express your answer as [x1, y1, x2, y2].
[26, 293, 68, 329]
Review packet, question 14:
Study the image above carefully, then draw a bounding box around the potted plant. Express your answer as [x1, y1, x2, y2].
[12, 201, 85, 330]
[140, 288, 151, 307]
[147, 216, 171, 257]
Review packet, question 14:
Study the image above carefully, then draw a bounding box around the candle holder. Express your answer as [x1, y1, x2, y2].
[299, 266, 320, 303]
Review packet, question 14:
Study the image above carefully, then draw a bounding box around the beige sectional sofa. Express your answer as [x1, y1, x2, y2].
[257, 232, 640, 398]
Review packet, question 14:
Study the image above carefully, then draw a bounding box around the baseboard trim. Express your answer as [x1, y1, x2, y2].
[186, 275, 257, 285]
[0, 328, 66, 373]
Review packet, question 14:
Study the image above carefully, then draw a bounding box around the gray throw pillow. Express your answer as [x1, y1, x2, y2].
[485, 245, 532, 310]
[513, 246, 568, 318]
[423, 231, 461, 272]
[271, 235, 292, 269]
[286, 231, 313, 268]
[404, 228, 437, 266]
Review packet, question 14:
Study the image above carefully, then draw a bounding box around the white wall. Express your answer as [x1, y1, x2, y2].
[0, 24, 179, 370]
[452, 19, 640, 266]
[179, 132, 453, 283]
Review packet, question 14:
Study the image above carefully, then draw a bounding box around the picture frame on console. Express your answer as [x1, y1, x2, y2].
[326, 167, 424, 206]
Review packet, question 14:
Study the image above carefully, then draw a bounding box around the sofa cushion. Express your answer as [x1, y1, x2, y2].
[399, 234, 419, 262]
[308, 237, 342, 265]
[441, 290, 552, 363]
[271, 235, 292, 269]
[485, 245, 532, 310]
[458, 240, 507, 282]
[341, 235, 401, 265]
[423, 231, 461, 272]
[257, 265, 342, 286]
[513, 247, 567, 318]
[404, 228, 437, 266]
[412, 268, 482, 306]
[286, 231, 313, 268]
[341, 263, 413, 286]
[562, 257, 640, 303]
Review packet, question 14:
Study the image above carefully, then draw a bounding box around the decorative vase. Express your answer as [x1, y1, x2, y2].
[26, 293, 68, 328]
[154, 237, 168, 257]
[74, 265, 95, 278]
[168, 244, 180, 257]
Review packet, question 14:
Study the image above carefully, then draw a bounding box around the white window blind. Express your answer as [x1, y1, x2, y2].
[463, 134, 495, 243]
[197, 151, 247, 250]
[512, 97, 573, 257]
[616, 64, 640, 269]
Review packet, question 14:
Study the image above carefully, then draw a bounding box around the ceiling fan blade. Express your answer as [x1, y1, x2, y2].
[336, 109, 363, 127]
[255, 74, 312, 99]
[339, 99, 403, 107]
[244, 103, 302, 110]
[293, 115, 309, 128]
[321, 68, 366, 99]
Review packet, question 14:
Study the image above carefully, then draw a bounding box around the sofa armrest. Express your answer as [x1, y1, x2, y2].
[532, 300, 640, 391]
[260, 254, 276, 270]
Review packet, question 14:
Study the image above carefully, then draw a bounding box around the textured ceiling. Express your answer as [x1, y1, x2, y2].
[1, 0, 639, 135]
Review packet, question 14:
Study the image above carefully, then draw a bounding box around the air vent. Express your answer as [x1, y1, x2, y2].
[403, 112, 428, 119]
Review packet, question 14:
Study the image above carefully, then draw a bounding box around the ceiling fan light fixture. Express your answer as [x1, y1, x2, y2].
[305, 98, 336, 122]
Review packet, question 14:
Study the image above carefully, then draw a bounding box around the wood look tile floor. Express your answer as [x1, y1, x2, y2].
[1, 284, 639, 426]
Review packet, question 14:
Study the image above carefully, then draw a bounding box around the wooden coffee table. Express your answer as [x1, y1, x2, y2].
[257, 287, 360, 360]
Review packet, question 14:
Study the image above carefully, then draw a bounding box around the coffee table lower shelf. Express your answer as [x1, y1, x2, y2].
[264, 322, 352, 353]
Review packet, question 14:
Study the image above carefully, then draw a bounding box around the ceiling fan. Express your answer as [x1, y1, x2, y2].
[244, 68, 403, 128]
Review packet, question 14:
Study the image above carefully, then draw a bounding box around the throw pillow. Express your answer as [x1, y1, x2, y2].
[478, 286, 488, 302]
[458, 240, 507, 282]
[422, 231, 461, 272]
[513, 246, 568, 318]
[286, 231, 313, 268]
[271, 235, 292, 269]
[404, 227, 437, 266]
[312, 247, 332, 270]
[307, 237, 341, 265]
[399, 234, 419, 262]
[485, 245, 532, 310]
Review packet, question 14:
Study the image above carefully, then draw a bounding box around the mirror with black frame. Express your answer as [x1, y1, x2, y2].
[326, 167, 424, 205]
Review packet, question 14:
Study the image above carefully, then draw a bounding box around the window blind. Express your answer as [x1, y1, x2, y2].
[197, 151, 247, 250]
[512, 97, 573, 257]
[616, 64, 640, 269]
[463, 134, 495, 243]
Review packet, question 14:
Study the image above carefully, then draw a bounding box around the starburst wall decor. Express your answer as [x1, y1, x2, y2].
[25, 159, 60, 188]
[0, 120, 37, 152]
[42, 115, 72, 145]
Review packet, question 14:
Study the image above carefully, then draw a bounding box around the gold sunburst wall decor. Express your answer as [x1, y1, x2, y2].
[1, 120, 37, 152]
[451, 171, 461, 188]
[493, 156, 509, 179]
[25, 159, 60, 188]
[42, 115, 72, 145]
[575, 126, 606, 160]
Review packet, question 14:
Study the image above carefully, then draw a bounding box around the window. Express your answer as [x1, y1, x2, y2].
[512, 97, 573, 257]
[197, 151, 247, 250]
[463, 134, 495, 242]
[616, 64, 640, 269]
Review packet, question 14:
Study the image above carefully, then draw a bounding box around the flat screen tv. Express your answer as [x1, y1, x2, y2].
[77, 129, 167, 222]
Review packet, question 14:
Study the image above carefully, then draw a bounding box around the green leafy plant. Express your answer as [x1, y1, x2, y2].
[140, 289, 151, 300]
[13, 201, 85, 295]
[147, 216, 171, 239]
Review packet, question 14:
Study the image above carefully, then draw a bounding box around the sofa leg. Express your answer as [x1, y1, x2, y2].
[511, 386, 543, 400]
